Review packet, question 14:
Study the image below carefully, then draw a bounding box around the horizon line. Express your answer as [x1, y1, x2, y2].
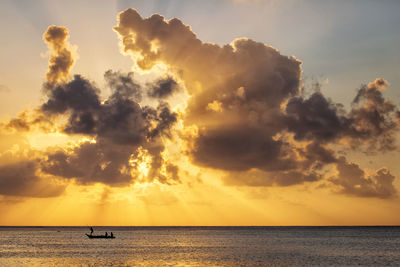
[1, 225, 399, 227]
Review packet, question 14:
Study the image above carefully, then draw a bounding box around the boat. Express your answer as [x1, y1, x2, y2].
[85, 233, 115, 239]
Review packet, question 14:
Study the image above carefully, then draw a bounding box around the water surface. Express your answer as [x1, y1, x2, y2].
[0, 226, 399, 266]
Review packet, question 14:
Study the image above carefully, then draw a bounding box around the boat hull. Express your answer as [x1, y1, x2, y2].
[86, 233, 115, 239]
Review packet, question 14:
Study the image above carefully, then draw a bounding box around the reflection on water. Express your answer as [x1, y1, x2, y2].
[0, 226, 399, 266]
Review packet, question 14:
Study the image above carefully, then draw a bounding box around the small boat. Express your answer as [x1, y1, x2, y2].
[86, 233, 115, 239]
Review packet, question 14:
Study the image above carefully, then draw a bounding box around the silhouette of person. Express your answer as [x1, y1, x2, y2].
[90, 227, 94, 235]
[105, 232, 108, 237]
[110, 232, 114, 238]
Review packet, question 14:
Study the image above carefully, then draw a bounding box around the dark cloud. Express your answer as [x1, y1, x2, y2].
[143, 102, 178, 139]
[330, 157, 396, 199]
[285, 92, 349, 142]
[285, 78, 399, 152]
[0, 160, 65, 198]
[41, 72, 177, 143]
[147, 77, 179, 98]
[222, 142, 333, 187]
[191, 127, 294, 172]
[104, 70, 142, 102]
[42, 141, 135, 186]
[348, 78, 399, 152]
[40, 69, 178, 185]
[113, 9, 399, 196]
[42, 75, 101, 115]
[301, 142, 337, 164]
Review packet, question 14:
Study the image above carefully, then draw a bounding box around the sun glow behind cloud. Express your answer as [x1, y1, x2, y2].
[0, 6, 400, 226]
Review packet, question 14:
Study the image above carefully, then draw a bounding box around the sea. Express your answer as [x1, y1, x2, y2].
[0, 226, 399, 266]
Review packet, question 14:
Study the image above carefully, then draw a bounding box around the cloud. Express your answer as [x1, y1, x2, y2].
[113, 8, 399, 197]
[5, 110, 55, 133]
[114, 9, 301, 174]
[285, 92, 348, 142]
[191, 127, 290, 172]
[1, 9, 398, 199]
[42, 75, 101, 116]
[43, 25, 76, 85]
[36, 30, 180, 186]
[147, 77, 180, 99]
[223, 142, 334, 187]
[0, 160, 65, 198]
[330, 157, 396, 199]
[40, 71, 178, 186]
[348, 78, 398, 152]
[43, 141, 135, 186]
[285, 78, 399, 152]
[105, 70, 142, 102]
[3, 24, 180, 188]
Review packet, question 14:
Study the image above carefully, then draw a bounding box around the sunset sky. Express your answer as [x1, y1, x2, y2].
[1, 0, 400, 226]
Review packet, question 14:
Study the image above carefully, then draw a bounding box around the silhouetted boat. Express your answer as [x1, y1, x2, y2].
[86, 233, 115, 239]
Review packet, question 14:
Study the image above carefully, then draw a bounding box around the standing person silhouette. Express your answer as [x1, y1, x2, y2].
[90, 227, 94, 235]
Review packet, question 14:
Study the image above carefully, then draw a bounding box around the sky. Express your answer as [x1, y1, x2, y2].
[0, 0, 400, 226]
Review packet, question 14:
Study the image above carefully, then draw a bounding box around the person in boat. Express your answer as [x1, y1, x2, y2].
[110, 232, 114, 238]
[90, 227, 94, 235]
[105, 232, 108, 237]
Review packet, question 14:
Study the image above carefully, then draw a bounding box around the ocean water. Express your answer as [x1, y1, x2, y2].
[0, 226, 399, 266]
